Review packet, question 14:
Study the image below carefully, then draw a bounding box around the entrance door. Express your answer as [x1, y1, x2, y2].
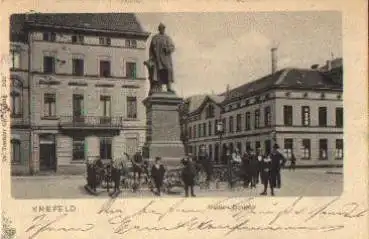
[39, 134, 56, 171]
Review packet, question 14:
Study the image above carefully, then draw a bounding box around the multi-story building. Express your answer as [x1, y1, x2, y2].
[10, 13, 150, 175]
[184, 58, 343, 167]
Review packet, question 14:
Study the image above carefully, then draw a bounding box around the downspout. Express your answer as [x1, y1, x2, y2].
[26, 23, 33, 175]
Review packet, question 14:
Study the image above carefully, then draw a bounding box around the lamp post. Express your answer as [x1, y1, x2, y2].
[216, 120, 224, 164]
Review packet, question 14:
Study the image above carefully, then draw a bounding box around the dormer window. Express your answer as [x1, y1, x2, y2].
[43, 32, 56, 42]
[99, 37, 111, 46]
[320, 93, 326, 99]
[206, 105, 215, 119]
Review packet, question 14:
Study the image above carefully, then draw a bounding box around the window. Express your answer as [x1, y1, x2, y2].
[245, 112, 251, 130]
[10, 91, 21, 117]
[72, 35, 84, 44]
[11, 51, 20, 69]
[43, 32, 56, 42]
[73, 136, 85, 161]
[198, 124, 201, 137]
[127, 96, 137, 119]
[100, 96, 111, 124]
[222, 118, 226, 133]
[214, 119, 218, 134]
[254, 109, 260, 129]
[319, 107, 327, 126]
[203, 123, 207, 137]
[72, 94, 84, 120]
[100, 60, 111, 77]
[208, 121, 212, 136]
[206, 105, 215, 118]
[264, 140, 271, 155]
[193, 125, 197, 138]
[229, 116, 234, 133]
[284, 139, 293, 159]
[301, 139, 311, 160]
[125, 39, 137, 48]
[11, 139, 21, 164]
[264, 106, 271, 127]
[43, 93, 56, 117]
[43, 56, 55, 74]
[283, 105, 293, 126]
[255, 141, 261, 152]
[237, 142, 242, 154]
[72, 59, 84, 76]
[335, 139, 343, 160]
[99, 37, 111, 46]
[100, 138, 112, 160]
[336, 107, 343, 128]
[126, 62, 137, 79]
[236, 114, 242, 132]
[188, 126, 192, 139]
[319, 139, 328, 160]
[245, 142, 251, 152]
[302, 106, 310, 126]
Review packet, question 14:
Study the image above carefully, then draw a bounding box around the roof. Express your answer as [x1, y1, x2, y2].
[184, 94, 208, 113]
[223, 67, 342, 103]
[10, 13, 150, 42]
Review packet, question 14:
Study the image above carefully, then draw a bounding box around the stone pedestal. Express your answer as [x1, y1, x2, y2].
[142, 92, 185, 166]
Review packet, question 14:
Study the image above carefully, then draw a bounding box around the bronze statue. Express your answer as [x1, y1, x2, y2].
[144, 23, 175, 95]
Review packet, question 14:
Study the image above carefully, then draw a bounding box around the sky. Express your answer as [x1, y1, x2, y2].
[136, 12, 342, 97]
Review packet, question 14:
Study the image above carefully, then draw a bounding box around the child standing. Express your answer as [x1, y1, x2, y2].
[151, 157, 166, 196]
[181, 157, 196, 197]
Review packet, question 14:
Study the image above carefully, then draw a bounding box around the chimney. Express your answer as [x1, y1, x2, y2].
[226, 84, 230, 98]
[271, 47, 278, 74]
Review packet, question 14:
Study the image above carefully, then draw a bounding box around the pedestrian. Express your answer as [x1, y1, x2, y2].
[111, 156, 125, 194]
[257, 152, 263, 184]
[241, 151, 250, 187]
[86, 157, 97, 192]
[290, 153, 296, 171]
[132, 151, 144, 184]
[270, 144, 287, 188]
[181, 157, 196, 197]
[198, 145, 213, 187]
[260, 154, 274, 196]
[249, 149, 258, 188]
[151, 157, 166, 196]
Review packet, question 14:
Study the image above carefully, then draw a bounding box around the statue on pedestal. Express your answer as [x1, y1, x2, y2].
[144, 23, 175, 95]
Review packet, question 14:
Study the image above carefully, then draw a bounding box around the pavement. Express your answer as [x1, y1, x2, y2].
[11, 168, 343, 199]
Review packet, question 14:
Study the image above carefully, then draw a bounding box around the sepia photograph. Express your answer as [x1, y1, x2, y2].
[9, 12, 344, 199]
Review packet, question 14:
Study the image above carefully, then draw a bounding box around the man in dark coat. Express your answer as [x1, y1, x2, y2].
[181, 157, 196, 197]
[248, 149, 259, 188]
[241, 151, 250, 187]
[86, 157, 97, 192]
[289, 153, 296, 171]
[260, 155, 274, 196]
[270, 144, 287, 188]
[133, 151, 144, 184]
[151, 157, 166, 196]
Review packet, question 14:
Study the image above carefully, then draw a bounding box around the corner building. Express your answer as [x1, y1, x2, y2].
[185, 61, 343, 167]
[10, 13, 150, 175]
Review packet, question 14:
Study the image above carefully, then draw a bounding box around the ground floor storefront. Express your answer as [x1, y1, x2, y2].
[188, 132, 343, 167]
[11, 129, 146, 175]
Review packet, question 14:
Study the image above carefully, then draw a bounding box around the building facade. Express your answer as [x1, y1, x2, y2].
[184, 61, 343, 167]
[10, 13, 150, 175]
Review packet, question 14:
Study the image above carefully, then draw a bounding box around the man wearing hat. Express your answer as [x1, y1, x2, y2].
[148, 23, 175, 92]
[270, 144, 286, 188]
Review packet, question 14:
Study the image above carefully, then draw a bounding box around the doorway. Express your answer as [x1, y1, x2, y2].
[39, 134, 56, 171]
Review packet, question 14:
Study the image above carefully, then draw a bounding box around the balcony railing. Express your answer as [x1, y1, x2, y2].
[11, 116, 30, 126]
[59, 116, 123, 128]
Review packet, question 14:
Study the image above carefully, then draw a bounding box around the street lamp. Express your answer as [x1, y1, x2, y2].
[216, 120, 224, 164]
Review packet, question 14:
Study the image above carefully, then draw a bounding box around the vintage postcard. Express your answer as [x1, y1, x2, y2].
[0, 0, 368, 238]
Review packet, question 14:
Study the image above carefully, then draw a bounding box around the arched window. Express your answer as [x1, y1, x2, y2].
[10, 76, 23, 118]
[11, 139, 21, 164]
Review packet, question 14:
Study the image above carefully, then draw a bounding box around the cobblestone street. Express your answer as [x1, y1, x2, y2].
[11, 168, 342, 199]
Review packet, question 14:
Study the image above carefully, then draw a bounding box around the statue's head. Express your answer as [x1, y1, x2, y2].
[158, 23, 166, 34]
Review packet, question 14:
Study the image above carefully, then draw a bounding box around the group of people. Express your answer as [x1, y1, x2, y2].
[86, 143, 291, 197]
[230, 144, 288, 196]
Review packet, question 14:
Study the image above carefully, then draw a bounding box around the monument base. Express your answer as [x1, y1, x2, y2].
[143, 92, 185, 167]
